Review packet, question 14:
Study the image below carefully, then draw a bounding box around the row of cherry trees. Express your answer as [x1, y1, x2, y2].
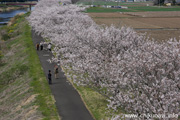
[28, 0, 180, 118]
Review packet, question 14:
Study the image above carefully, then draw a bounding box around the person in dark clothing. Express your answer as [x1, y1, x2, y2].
[36, 43, 39, 50]
[48, 70, 52, 84]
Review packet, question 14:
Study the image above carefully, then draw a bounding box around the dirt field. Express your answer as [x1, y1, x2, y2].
[138, 30, 180, 42]
[93, 17, 180, 28]
[88, 13, 135, 18]
[89, 11, 180, 18]
[125, 11, 180, 17]
[89, 12, 180, 41]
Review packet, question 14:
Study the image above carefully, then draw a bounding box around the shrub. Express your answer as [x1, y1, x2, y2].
[2, 34, 10, 41]
[8, 30, 14, 34]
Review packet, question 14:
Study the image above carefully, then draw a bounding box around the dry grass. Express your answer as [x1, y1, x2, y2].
[0, 72, 42, 120]
[0, 26, 43, 119]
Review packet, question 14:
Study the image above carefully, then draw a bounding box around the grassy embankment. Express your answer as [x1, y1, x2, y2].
[0, 13, 59, 120]
[0, 4, 27, 12]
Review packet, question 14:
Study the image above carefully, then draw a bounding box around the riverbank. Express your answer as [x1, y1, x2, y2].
[0, 4, 28, 12]
[0, 13, 59, 119]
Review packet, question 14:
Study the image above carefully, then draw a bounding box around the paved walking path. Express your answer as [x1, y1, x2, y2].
[31, 30, 94, 120]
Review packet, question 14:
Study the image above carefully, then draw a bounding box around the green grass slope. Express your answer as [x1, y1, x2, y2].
[0, 13, 59, 120]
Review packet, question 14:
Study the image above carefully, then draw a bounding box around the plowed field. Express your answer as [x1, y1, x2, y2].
[89, 12, 180, 41]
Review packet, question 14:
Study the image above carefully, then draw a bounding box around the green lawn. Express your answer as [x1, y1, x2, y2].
[86, 6, 180, 13]
[86, 7, 135, 12]
[78, 1, 180, 13]
[77, 1, 146, 6]
[128, 5, 180, 11]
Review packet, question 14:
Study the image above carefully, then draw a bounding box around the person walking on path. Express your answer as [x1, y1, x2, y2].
[36, 43, 39, 50]
[47, 43, 52, 51]
[48, 70, 52, 84]
[32, 30, 94, 120]
[54, 65, 58, 79]
[40, 42, 43, 50]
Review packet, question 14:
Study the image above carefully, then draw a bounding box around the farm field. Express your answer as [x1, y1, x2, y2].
[86, 6, 180, 12]
[88, 11, 180, 41]
[83, 1, 180, 12]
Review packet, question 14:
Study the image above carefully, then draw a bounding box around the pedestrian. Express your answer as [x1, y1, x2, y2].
[54, 65, 58, 79]
[40, 42, 43, 50]
[48, 70, 52, 84]
[47, 43, 52, 51]
[36, 43, 39, 50]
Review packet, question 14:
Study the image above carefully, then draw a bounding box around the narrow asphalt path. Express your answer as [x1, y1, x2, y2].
[31, 30, 94, 120]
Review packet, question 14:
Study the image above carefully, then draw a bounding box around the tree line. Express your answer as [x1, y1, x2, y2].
[153, 0, 177, 5]
[28, 0, 180, 119]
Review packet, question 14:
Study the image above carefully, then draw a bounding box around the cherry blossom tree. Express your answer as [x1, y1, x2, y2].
[28, 0, 180, 118]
